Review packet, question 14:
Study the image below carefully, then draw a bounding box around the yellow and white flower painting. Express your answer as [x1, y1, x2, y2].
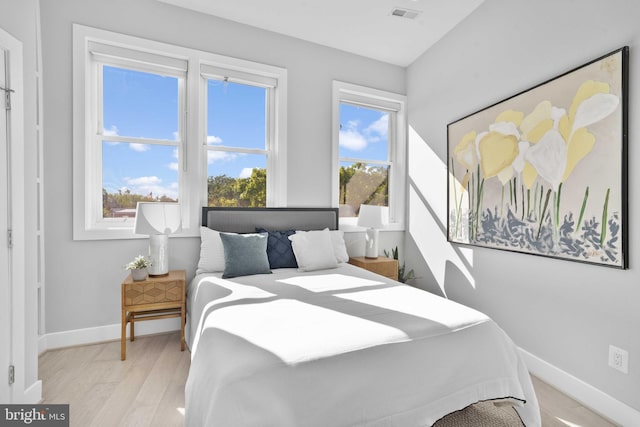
[447, 47, 627, 268]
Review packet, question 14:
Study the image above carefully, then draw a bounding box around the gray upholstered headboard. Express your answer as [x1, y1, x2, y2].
[201, 207, 339, 233]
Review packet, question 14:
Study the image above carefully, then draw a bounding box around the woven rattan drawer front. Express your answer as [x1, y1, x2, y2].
[124, 281, 182, 306]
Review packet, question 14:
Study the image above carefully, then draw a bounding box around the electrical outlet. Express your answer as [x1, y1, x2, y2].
[608, 345, 629, 374]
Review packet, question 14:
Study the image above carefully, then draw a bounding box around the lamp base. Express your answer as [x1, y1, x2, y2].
[148, 234, 169, 276]
[364, 228, 379, 259]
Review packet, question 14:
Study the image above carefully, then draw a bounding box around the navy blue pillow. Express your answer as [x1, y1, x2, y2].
[219, 232, 272, 278]
[256, 228, 298, 269]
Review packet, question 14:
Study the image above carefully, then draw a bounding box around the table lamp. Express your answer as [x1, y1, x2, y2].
[134, 202, 182, 276]
[357, 204, 389, 259]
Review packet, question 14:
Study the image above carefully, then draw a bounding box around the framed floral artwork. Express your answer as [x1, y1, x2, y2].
[447, 46, 628, 268]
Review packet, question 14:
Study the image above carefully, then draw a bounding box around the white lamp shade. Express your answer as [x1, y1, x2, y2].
[134, 202, 182, 235]
[357, 205, 389, 229]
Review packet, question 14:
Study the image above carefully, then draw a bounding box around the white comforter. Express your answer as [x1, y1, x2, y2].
[185, 263, 540, 426]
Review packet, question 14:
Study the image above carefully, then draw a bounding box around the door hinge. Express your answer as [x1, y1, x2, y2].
[8, 365, 15, 385]
[0, 85, 13, 110]
[7, 229, 13, 249]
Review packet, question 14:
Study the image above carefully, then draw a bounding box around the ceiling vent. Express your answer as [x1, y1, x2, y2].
[390, 7, 421, 19]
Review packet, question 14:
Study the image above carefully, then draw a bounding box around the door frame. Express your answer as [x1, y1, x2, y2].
[0, 26, 25, 404]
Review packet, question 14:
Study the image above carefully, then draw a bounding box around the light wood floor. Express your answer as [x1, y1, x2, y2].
[39, 332, 617, 427]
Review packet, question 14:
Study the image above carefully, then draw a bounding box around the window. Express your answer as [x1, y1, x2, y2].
[202, 66, 276, 208]
[332, 81, 406, 230]
[73, 25, 286, 239]
[338, 103, 390, 214]
[101, 65, 183, 218]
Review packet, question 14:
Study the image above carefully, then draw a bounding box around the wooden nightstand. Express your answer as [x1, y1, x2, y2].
[121, 270, 186, 360]
[348, 257, 399, 281]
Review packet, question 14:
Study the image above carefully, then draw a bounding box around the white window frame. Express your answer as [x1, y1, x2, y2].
[73, 25, 287, 240]
[331, 81, 406, 231]
[200, 64, 280, 207]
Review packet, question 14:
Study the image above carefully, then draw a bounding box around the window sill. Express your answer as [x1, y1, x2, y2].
[73, 226, 199, 241]
[339, 222, 405, 233]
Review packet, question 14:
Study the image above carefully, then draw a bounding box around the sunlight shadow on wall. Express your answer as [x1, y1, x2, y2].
[407, 125, 475, 296]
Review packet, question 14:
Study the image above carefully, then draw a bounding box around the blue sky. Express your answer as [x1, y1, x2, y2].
[101, 66, 389, 200]
[102, 66, 180, 200]
[339, 103, 389, 162]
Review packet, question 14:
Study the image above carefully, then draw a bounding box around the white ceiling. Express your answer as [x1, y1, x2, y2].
[157, 0, 484, 67]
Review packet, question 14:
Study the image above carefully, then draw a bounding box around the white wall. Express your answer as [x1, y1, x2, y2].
[39, 0, 405, 336]
[0, 0, 41, 401]
[406, 0, 640, 417]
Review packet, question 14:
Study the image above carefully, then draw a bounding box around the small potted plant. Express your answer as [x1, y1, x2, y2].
[384, 246, 416, 284]
[125, 255, 152, 281]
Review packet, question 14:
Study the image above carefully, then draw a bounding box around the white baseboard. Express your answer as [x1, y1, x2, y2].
[519, 347, 640, 427]
[23, 380, 42, 404]
[38, 318, 181, 353]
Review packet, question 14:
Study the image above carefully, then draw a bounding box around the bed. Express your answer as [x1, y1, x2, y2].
[184, 207, 541, 427]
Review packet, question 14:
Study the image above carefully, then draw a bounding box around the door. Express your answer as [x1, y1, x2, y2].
[0, 45, 12, 403]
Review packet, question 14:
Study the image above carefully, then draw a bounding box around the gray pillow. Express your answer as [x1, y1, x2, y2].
[219, 232, 272, 279]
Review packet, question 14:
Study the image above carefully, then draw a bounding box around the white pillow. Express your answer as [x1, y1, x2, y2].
[288, 229, 338, 272]
[196, 227, 226, 274]
[330, 230, 349, 263]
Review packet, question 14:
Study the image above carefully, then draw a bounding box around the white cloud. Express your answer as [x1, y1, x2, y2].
[122, 176, 178, 199]
[169, 148, 180, 171]
[168, 148, 180, 171]
[207, 135, 223, 145]
[172, 131, 180, 141]
[125, 176, 161, 186]
[103, 125, 119, 136]
[129, 143, 150, 152]
[339, 129, 367, 151]
[365, 114, 388, 138]
[239, 167, 254, 179]
[207, 150, 239, 164]
[339, 113, 389, 152]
